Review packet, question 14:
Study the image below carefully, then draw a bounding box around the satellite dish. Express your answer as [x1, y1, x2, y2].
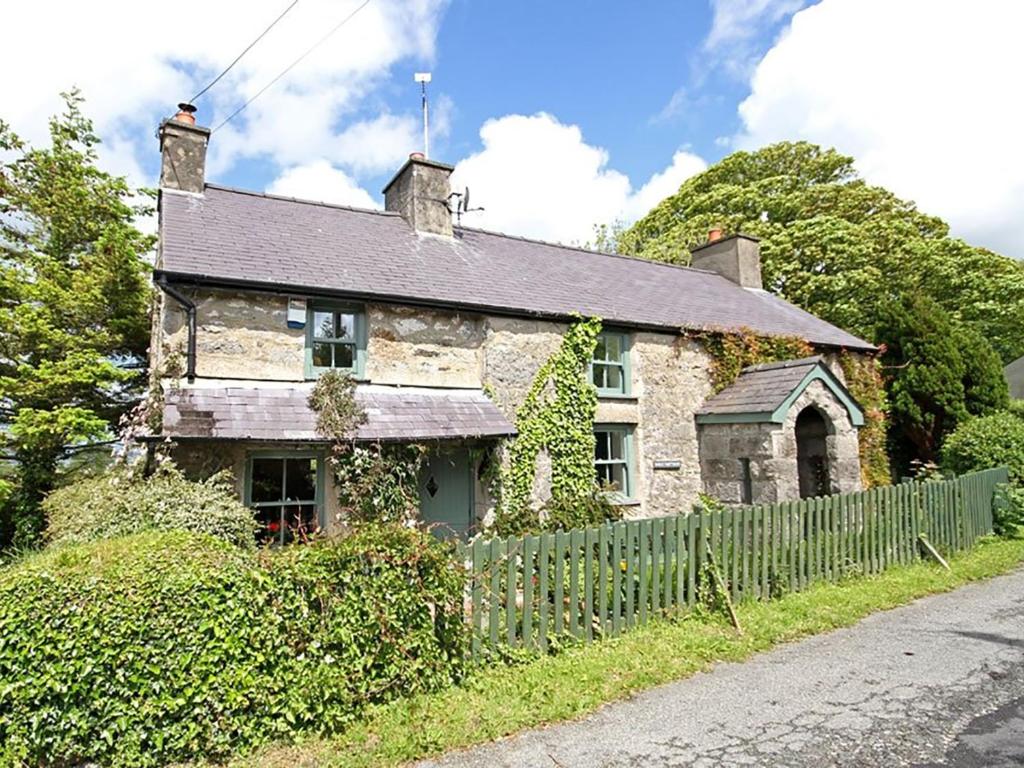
[463, 187, 471, 211]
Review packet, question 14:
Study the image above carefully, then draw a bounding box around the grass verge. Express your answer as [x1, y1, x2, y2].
[219, 536, 1024, 768]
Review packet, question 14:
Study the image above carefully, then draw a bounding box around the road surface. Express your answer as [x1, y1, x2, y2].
[420, 568, 1024, 767]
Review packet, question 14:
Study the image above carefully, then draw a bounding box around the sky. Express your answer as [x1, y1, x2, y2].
[2, 0, 1022, 257]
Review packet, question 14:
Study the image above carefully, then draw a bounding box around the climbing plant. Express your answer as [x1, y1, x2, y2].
[690, 328, 813, 393]
[495, 316, 604, 536]
[693, 328, 890, 488]
[308, 371, 424, 527]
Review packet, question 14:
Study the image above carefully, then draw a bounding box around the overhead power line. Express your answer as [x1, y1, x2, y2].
[190, 0, 300, 104]
[212, 0, 373, 133]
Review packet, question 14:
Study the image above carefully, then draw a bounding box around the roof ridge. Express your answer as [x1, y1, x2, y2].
[742, 355, 823, 373]
[203, 182, 400, 218]
[455, 223, 720, 276]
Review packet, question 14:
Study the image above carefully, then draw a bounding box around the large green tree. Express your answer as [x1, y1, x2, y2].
[618, 142, 1024, 363]
[0, 92, 153, 547]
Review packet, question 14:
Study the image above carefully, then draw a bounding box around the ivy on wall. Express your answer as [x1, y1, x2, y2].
[495, 316, 604, 536]
[690, 328, 814, 393]
[692, 328, 890, 489]
[839, 352, 892, 488]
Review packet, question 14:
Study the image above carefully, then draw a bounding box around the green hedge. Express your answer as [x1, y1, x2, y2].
[940, 410, 1024, 484]
[0, 526, 465, 767]
[43, 465, 257, 548]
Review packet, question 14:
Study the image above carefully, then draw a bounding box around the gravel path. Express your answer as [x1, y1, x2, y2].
[419, 569, 1024, 768]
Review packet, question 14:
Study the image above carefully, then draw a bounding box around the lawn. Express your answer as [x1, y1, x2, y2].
[209, 535, 1024, 768]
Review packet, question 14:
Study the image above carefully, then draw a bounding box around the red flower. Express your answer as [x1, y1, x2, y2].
[267, 521, 281, 533]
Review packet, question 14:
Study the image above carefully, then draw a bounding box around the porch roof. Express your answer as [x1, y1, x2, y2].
[695, 356, 865, 426]
[156, 383, 515, 443]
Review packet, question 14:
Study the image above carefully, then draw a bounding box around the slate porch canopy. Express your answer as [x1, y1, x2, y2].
[695, 356, 865, 427]
[155, 384, 515, 443]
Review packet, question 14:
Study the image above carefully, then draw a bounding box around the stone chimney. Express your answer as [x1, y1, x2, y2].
[690, 231, 763, 290]
[382, 152, 454, 237]
[158, 103, 209, 194]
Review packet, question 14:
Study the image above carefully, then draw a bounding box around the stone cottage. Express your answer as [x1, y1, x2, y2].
[148, 105, 873, 542]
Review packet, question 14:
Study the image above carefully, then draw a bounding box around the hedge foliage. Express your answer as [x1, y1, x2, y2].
[940, 410, 1024, 484]
[0, 525, 465, 767]
[43, 464, 257, 548]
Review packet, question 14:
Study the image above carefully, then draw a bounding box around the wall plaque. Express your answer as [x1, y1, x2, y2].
[653, 459, 682, 471]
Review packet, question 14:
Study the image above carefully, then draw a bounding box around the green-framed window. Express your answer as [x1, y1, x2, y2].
[590, 331, 631, 396]
[244, 451, 325, 545]
[305, 302, 367, 378]
[594, 424, 635, 501]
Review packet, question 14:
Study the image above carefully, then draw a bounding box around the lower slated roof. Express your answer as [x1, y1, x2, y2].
[158, 384, 515, 442]
[157, 185, 875, 351]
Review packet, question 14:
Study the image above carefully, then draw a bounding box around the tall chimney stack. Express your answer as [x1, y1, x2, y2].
[690, 231, 763, 290]
[382, 153, 454, 237]
[158, 103, 209, 194]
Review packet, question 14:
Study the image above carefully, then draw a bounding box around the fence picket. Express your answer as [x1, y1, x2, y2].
[522, 535, 536, 650]
[569, 529, 582, 639]
[538, 532, 550, 652]
[625, 521, 637, 628]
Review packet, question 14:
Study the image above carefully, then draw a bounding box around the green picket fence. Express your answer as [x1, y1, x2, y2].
[459, 467, 1008, 659]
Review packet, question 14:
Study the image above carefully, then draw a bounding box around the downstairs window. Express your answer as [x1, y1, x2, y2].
[246, 454, 323, 545]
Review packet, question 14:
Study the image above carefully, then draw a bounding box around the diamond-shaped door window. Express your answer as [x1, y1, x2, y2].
[426, 475, 439, 497]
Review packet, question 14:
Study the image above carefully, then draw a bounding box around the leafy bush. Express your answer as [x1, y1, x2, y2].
[993, 484, 1024, 537]
[1008, 399, 1024, 420]
[0, 525, 465, 766]
[540, 486, 623, 533]
[940, 410, 1024, 484]
[43, 464, 257, 548]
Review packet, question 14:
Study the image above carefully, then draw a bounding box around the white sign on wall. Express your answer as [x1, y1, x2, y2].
[287, 298, 307, 328]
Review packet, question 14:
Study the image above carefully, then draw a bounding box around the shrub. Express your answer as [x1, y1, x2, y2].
[939, 410, 1024, 484]
[540, 486, 623, 533]
[43, 464, 257, 548]
[0, 525, 465, 766]
[993, 484, 1024, 537]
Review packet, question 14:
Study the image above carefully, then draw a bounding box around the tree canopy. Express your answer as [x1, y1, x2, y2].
[0, 92, 153, 546]
[618, 142, 1024, 364]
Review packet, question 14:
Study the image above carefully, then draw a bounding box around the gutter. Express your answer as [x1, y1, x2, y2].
[156, 277, 197, 382]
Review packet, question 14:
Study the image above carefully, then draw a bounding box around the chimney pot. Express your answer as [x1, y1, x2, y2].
[708, 227, 723, 243]
[174, 103, 197, 125]
[409, 151, 425, 160]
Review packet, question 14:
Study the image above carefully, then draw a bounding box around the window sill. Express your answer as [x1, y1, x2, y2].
[610, 498, 641, 508]
[596, 393, 638, 402]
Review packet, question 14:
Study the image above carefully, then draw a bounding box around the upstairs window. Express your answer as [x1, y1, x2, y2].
[246, 453, 323, 545]
[594, 425, 635, 501]
[590, 331, 630, 396]
[306, 303, 366, 378]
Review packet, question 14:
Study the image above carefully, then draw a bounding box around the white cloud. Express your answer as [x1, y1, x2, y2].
[736, 0, 1024, 258]
[0, 0, 447, 188]
[267, 160, 379, 209]
[704, 0, 808, 78]
[450, 113, 704, 244]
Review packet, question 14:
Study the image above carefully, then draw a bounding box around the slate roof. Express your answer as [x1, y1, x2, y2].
[157, 185, 874, 351]
[696, 356, 865, 427]
[157, 384, 515, 442]
[697, 357, 824, 417]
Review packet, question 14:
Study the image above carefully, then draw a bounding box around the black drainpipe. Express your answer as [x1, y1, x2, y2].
[156, 277, 197, 383]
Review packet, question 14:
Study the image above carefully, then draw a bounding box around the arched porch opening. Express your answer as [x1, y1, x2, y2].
[795, 406, 831, 498]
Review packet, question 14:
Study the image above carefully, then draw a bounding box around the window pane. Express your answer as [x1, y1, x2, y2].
[604, 335, 622, 360]
[604, 365, 623, 391]
[592, 364, 607, 389]
[251, 458, 283, 503]
[595, 430, 610, 461]
[312, 342, 333, 368]
[285, 458, 317, 502]
[609, 431, 625, 460]
[313, 310, 336, 339]
[332, 343, 355, 369]
[606, 463, 626, 493]
[336, 313, 356, 340]
[596, 463, 613, 486]
[255, 505, 284, 544]
[594, 336, 608, 362]
[285, 504, 319, 543]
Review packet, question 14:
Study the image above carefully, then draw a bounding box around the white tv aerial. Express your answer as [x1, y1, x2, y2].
[414, 72, 432, 158]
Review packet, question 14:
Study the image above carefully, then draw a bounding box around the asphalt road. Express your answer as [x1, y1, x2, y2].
[420, 569, 1024, 768]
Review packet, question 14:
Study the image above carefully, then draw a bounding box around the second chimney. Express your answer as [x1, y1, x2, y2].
[158, 103, 209, 194]
[382, 153, 454, 237]
[690, 232, 763, 290]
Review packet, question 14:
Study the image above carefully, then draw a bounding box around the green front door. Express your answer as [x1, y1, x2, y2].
[419, 449, 474, 539]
